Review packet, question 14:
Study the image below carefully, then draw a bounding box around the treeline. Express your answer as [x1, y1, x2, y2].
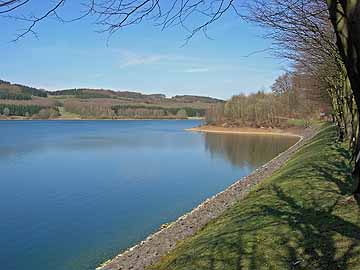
[48, 88, 223, 104]
[0, 80, 47, 99]
[49, 88, 166, 100]
[62, 100, 206, 119]
[16, 85, 47, 98]
[111, 105, 205, 118]
[49, 89, 113, 99]
[0, 90, 32, 100]
[64, 101, 115, 118]
[0, 104, 59, 119]
[0, 104, 43, 116]
[112, 105, 167, 118]
[171, 95, 223, 104]
[206, 70, 328, 128]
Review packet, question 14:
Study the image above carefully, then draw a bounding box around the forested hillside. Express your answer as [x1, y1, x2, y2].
[0, 80, 222, 119]
[0, 80, 47, 100]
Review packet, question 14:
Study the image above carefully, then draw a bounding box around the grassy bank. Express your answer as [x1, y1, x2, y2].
[150, 124, 360, 270]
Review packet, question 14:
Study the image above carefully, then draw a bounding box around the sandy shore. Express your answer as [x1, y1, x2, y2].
[98, 125, 317, 270]
[187, 125, 303, 138]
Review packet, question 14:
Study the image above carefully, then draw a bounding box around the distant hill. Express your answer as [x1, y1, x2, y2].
[48, 88, 222, 103]
[170, 95, 223, 103]
[0, 79, 223, 119]
[0, 80, 47, 100]
[48, 88, 167, 101]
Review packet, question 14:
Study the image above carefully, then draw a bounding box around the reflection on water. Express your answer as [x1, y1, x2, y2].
[204, 133, 298, 168]
[0, 120, 297, 270]
[0, 123, 201, 160]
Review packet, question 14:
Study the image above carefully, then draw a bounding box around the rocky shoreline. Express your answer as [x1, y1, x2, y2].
[98, 126, 318, 270]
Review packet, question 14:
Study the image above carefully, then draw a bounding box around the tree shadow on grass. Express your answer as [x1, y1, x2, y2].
[263, 185, 360, 270]
[307, 144, 354, 195]
[256, 141, 360, 269]
[157, 181, 360, 270]
[152, 128, 360, 270]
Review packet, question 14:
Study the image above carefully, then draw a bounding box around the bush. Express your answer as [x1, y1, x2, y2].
[3, 107, 10, 116]
[176, 109, 188, 118]
[32, 108, 60, 119]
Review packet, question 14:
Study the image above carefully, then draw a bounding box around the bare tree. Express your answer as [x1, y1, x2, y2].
[327, 0, 360, 196]
[244, 0, 360, 196]
[1, 0, 240, 41]
[1, 0, 66, 40]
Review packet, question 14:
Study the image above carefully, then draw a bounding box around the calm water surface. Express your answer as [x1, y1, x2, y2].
[0, 120, 298, 270]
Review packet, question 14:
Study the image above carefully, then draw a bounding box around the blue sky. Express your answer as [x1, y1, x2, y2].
[0, 2, 288, 99]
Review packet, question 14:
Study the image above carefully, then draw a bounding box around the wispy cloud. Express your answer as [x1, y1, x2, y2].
[118, 49, 188, 68]
[119, 53, 166, 68]
[117, 49, 206, 69]
[183, 67, 210, 73]
[93, 73, 104, 79]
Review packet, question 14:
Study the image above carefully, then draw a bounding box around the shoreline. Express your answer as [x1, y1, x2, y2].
[187, 125, 303, 138]
[0, 117, 203, 121]
[98, 125, 318, 270]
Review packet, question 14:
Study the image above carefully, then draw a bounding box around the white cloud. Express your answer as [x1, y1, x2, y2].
[93, 73, 104, 79]
[183, 67, 210, 73]
[118, 51, 165, 68]
[118, 49, 182, 68]
[117, 49, 204, 69]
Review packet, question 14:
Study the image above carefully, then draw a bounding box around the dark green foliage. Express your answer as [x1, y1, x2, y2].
[14, 84, 48, 97]
[48, 89, 81, 96]
[0, 104, 43, 116]
[0, 90, 31, 100]
[49, 88, 165, 100]
[49, 89, 111, 99]
[167, 107, 206, 117]
[0, 80, 10, 84]
[75, 92, 112, 99]
[171, 95, 224, 103]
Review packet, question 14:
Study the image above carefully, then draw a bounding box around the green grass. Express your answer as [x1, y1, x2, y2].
[286, 118, 320, 127]
[287, 118, 308, 127]
[150, 124, 360, 270]
[57, 106, 81, 118]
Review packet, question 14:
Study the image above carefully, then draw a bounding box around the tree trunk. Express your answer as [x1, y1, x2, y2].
[353, 120, 360, 195]
[327, 0, 360, 195]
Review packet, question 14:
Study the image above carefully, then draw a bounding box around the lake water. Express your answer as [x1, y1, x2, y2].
[0, 120, 298, 270]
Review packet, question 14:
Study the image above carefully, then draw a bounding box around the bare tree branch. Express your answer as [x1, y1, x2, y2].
[1, 0, 241, 42]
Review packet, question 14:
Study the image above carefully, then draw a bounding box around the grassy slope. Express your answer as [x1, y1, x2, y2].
[57, 106, 81, 119]
[150, 124, 360, 270]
